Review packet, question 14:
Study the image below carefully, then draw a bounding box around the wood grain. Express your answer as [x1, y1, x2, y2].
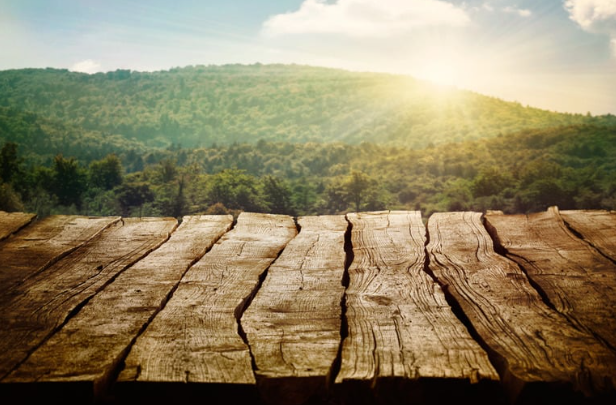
[242, 215, 348, 405]
[0, 211, 36, 241]
[336, 211, 498, 394]
[2, 216, 231, 401]
[428, 212, 616, 400]
[0, 215, 119, 296]
[485, 207, 616, 351]
[560, 209, 616, 262]
[118, 213, 297, 387]
[0, 217, 177, 381]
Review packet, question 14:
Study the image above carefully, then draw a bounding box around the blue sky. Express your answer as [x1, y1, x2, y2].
[1, 0, 615, 114]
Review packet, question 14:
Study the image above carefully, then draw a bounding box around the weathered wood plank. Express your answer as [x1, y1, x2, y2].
[118, 213, 297, 389]
[242, 215, 347, 405]
[0, 217, 177, 382]
[485, 207, 616, 351]
[0, 215, 119, 296]
[428, 212, 616, 401]
[0, 211, 36, 241]
[1, 216, 231, 401]
[336, 211, 498, 402]
[560, 209, 616, 262]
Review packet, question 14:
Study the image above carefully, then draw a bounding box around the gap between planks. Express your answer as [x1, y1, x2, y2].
[428, 211, 616, 403]
[0, 215, 235, 404]
[0, 217, 179, 383]
[1, 210, 615, 405]
[241, 215, 349, 405]
[115, 213, 297, 405]
[336, 211, 500, 405]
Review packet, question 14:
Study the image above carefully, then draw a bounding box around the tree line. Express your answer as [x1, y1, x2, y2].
[2, 123, 614, 218]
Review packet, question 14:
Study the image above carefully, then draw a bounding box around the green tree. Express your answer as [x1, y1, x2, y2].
[173, 177, 188, 217]
[471, 167, 512, 197]
[519, 160, 563, 186]
[159, 158, 178, 183]
[116, 182, 155, 217]
[262, 175, 295, 215]
[207, 169, 265, 211]
[0, 142, 22, 184]
[24, 166, 56, 216]
[89, 154, 123, 190]
[291, 180, 317, 215]
[155, 176, 189, 218]
[345, 171, 373, 212]
[517, 179, 573, 212]
[49, 155, 87, 208]
[321, 178, 348, 214]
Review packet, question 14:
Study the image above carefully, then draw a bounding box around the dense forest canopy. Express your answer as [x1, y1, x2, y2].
[2, 65, 615, 155]
[0, 64, 615, 218]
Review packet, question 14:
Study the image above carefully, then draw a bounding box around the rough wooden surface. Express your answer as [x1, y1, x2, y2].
[0, 210, 615, 404]
[0, 217, 177, 381]
[242, 215, 348, 405]
[0, 211, 36, 241]
[428, 212, 616, 400]
[2, 216, 231, 403]
[0, 215, 118, 296]
[118, 213, 297, 387]
[485, 207, 616, 351]
[560, 209, 616, 262]
[336, 211, 498, 390]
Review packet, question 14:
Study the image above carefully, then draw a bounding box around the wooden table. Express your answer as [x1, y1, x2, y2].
[0, 208, 614, 405]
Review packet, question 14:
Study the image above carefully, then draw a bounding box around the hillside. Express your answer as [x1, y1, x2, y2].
[0, 107, 145, 164]
[1, 64, 614, 156]
[2, 120, 614, 217]
[1, 64, 615, 217]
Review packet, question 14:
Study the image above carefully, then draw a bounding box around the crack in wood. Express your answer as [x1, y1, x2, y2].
[1, 218, 177, 383]
[486, 209, 616, 356]
[560, 212, 616, 267]
[94, 218, 229, 401]
[328, 215, 353, 390]
[114, 213, 295, 392]
[237, 216, 299, 384]
[337, 210, 499, 405]
[483, 216, 565, 318]
[428, 211, 616, 401]
[236, 261, 273, 375]
[422, 218, 505, 384]
[0, 212, 36, 242]
[2, 216, 121, 296]
[2, 210, 616, 404]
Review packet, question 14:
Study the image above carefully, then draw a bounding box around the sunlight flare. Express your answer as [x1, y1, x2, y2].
[416, 62, 459, 87]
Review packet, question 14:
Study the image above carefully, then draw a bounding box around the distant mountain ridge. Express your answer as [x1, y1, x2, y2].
[1, 64, 614, 156]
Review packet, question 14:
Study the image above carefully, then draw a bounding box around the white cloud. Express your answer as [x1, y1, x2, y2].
[566, 0, 616, 56]
[565, 0, 616, 30]
[70, 59, 102, 74]
[503, 6, 532, 17]
[262, 0, 470, 38]
[467, 2, 532, 18]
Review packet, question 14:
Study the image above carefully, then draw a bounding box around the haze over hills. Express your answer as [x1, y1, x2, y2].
[0, 64, 615, 217]
[1, 64, 614, 160]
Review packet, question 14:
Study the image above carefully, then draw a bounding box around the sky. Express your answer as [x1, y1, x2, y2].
[1, 0, 615, 115]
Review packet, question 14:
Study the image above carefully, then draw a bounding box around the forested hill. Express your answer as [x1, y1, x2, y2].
[1, 64, 614, 155]
[0, 106, 146, 164]
[1, 122, 614, 217]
